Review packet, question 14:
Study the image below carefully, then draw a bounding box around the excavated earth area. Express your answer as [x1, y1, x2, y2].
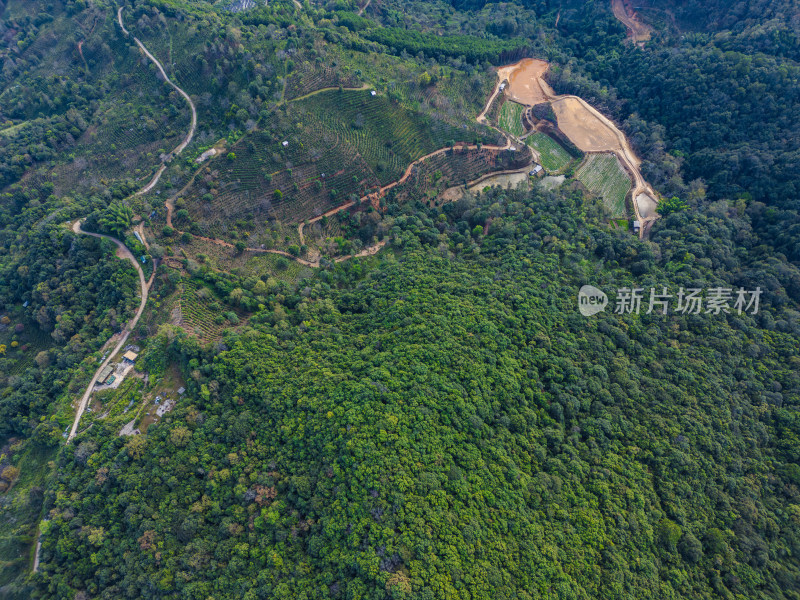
[495, 59, 660, 232]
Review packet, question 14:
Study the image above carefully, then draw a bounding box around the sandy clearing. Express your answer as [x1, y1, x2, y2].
[539, 175, 566, 191]
[636, 192, 658, 218]
[551, 97, 621, 154]
[501, 58, 554, 106]
[468, 171, 529, 191]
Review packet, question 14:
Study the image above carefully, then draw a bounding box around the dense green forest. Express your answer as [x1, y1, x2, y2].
[1, 0, 800, 597]
[35, 184, 800, 599]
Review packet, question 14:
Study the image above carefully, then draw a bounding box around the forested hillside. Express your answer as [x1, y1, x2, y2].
[37, 184, 800, 599]
[1, 0, 800, 598]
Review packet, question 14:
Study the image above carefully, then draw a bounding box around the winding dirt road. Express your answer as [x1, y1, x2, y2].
[66, 221, 154, 443]
[63, 10, 200, 444]
[611, 0, 652, 44]
[298, 138, 521, 247]
[118, 7, 197, 194]
[167, 135, 522, 265]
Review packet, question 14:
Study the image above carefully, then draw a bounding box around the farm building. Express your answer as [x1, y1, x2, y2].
[529, 165, 543, 177]
[97, 365, 114, 384]
[122, 351, 138, 364]
[370, 90, 377, 96]
[632, 220, 641, 233]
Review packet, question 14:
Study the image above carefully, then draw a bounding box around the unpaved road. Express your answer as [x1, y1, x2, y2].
[287, 83, 369, 104]
[118, 7, 197, 194]
[477, 81, 503, 124]
[611, 0, 652, 44]
[175, 133, 521, 264]
[299, 137, 523, 247]
[67, 221, 153, 442]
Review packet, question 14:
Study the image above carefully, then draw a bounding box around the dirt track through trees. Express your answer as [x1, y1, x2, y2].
[611, 0, 652, 44]
[64, 8, 198, 446]
[117, 7, 197, 194]
[67, 221, 154, 443]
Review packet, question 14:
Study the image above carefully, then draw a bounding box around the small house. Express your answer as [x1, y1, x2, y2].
[97, 365, 114, 385]
[177, 387, 186, 395]
[122, 351, 138, 364]
[281, 140, 289, 147]
[632, 220, 641, 233]
[529, 165, 543, 177]
[499, 83, 506, 91]
[370, 90, 377, 96]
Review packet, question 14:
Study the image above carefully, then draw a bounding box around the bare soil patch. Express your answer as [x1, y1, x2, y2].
[489, 58, 661, 234]
[551, 97, 621, 154]
[636, 192, 658, 218]
[500, 58, 553, 106]
[469, 171, 529, 191]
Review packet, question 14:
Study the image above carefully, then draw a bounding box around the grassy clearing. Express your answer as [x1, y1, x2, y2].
[244, 252, 315, 284]
[526, 132, 572, 172]
[498, 101, 526, 137]
[575, 153, 632, 218]
[0, 121, 28, 137]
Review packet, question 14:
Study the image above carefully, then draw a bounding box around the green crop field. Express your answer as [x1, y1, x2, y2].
[498, 101, 526, 137]
[178, 88, 485, 245]
[179, 280, 246, 342]
[299, 89, 471, 185]
[575, 152, 632, 218]
[526, 132, 572, 172]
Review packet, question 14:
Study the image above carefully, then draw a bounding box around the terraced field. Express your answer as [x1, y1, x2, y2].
[49, 35, 187, 195]
[0, 313, 53, 378]
[390, 147, 529, 206]
[179, 280, 245, 342]
[526, 132, 572, 172]
[575, 152, 632, 218]
[180, 88, 485, 243]
[498, 101, 526, 137]
[299, 89, 469, 185]
[285, 61, 362, 101]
